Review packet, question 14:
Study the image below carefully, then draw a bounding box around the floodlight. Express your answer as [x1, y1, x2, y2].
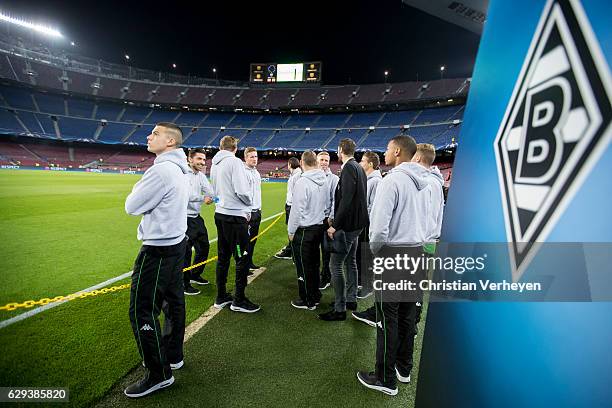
[0, 12, 63, 38]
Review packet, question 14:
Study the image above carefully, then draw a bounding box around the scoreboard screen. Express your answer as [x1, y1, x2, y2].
[250, 62, 321, 83]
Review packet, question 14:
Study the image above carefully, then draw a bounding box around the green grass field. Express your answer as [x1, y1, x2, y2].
[0, 170, 426, 407]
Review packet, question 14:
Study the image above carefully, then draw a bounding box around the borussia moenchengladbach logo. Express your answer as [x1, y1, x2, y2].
[494, 0, 612, 281]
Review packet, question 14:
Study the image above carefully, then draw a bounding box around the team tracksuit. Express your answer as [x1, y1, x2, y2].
[184, 167, 215, 287]
[369, 161, 431, 387]
[210, 150, 253, 302]
[320, 168, 339, 285]
[288, 169, 330, 307]
[356, 169, 383, 290]
[245, 163, 262, 268]
[125, 148, 189, 382]
[281, 167, 302, 255]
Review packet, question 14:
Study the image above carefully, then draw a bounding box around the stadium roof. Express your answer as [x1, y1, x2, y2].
[0, 0, 483, 84]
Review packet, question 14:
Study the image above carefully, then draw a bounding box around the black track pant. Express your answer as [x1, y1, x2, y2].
[184, 215, 210, 286]
[375, 299, 417, 386]
[129, 239, 186, 381]
[246, 210, 261, 267]
[374, 246, 423, 385]
[291, 225, 324, 305]
[214, 213, 250, 301]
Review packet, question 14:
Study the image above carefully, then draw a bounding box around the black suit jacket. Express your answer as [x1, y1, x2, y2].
[332, 157, 368, 232]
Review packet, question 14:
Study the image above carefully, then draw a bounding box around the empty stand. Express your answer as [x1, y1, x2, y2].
[58, 117, 100, 140]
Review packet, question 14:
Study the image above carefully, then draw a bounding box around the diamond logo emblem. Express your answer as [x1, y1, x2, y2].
[494, 0, 612, 280]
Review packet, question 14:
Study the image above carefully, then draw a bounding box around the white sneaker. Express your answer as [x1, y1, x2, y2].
[170, 360, 184, 370]
[395, 366, 411, 383]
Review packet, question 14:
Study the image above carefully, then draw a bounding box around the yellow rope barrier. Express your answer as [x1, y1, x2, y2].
[0, 213, 285, 312]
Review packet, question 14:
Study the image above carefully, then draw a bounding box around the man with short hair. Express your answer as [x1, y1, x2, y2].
[357, 135, 431, 396]
[288, 150, 329, 310]
[183, 148, 214, 296]
[318, 138, 368, 322]
[356, 151, 382, 299]
[244, 147, 263, 273]
[124, 122, 189, 398]
[210, 136, 259, 313]
[411, 143, 445, 329]
[412, 143, 444, 250]
[316, 151, 339, 290]
[275, 157, 302, 259]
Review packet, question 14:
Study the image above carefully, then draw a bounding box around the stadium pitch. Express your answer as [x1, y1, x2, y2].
[0, 170, 426, 407]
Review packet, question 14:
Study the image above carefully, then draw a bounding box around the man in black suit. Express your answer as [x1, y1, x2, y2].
[318, 138, 368, 321]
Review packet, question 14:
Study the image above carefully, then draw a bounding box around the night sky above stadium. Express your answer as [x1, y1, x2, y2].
[0, 0, 482, 84]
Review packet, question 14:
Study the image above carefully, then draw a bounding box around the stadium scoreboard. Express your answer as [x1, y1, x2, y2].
[250, 62, 322, 83]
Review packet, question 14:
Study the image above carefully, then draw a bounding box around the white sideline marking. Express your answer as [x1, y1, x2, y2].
[0, 211, 284, 330]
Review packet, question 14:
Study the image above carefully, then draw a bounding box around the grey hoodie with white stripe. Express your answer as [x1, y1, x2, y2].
[288, 169, 329, 235]
[125, 148, 190, 246]
[210, 150, 253, 218]
[369, 162, 431, 253]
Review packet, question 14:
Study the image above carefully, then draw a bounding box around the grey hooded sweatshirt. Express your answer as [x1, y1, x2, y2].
[187, 167, 215, 217]
[245, 163, 262, 211]
[366, 169, 383, 217]
[125, 148, 190, 246]
[287, 169, 329, 235]
[210, 150, 252, 218]
[425, 166, 445, 241]
[369, 162, 431, 253]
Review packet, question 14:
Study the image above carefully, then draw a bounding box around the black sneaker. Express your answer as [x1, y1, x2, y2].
[329, 301, 357, 311]
[190, 276, 209, 286]
[395, 365, 411, 384]
[184, 284, 200, 296]
[319, 279, 331, 290]
[274, 247, 292, 259]
[357, 288, 373, 299]
[352, 308, 377, 328]
[124, 371, 174, 398]
[247, 270, 254, 277]
[356, 371, 398, 396]
[213, 293, 233, 309]
[291, 299, 316, 310]
[318, 310, 346, 321]
[230, 297, 261, 313]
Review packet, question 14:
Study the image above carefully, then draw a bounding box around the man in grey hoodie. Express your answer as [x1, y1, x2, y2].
[357, 135, 431, 396]
[316, 151, 339, 291]
[288, 151, 330, 310]
[183, 148, 214, 296]
[411, 143, 445, 330]
[244, 147, 262, 273]
[351, 151, 384, 327]
[124, 123, 189, 398]
[356, 151, 383, 298]
[412, 143, 445, 252]
[275, 157, 302, 259]
[210, 136, 259, 313]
